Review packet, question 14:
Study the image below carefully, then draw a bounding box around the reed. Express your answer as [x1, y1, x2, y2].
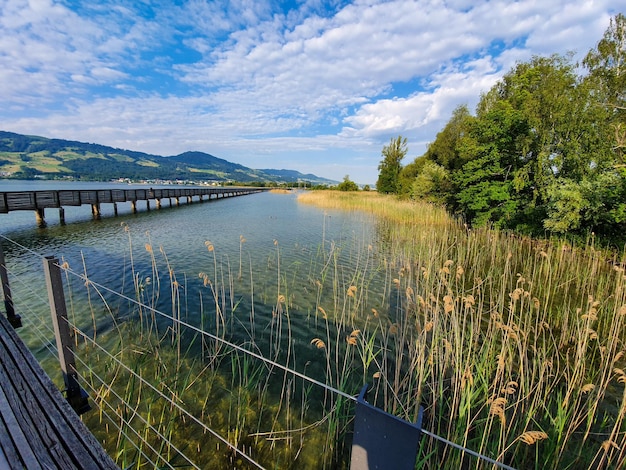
[12, 188, 626, 469]
[299, 190, 626, 469]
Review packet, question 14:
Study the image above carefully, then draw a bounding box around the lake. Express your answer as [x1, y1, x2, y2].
[4, 180, 620, 470]
[0, 179, 387, 468]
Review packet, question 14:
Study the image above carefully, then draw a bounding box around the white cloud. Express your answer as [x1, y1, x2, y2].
[0, 0, 624, 184]
[341, 54, 503, 149]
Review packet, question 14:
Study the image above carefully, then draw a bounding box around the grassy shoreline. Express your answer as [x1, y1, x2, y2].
[298, 190, 626, 469]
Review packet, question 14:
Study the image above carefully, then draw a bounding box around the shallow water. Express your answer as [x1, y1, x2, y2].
[1, 180, 389, 468]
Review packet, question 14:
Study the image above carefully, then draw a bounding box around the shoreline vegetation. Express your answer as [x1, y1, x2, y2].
[18, 189, 626, 469]
[369, 14, 626, 247]
[298, 190, 626, 468]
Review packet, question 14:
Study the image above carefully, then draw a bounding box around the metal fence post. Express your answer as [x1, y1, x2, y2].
[0, 241, 21, 328]
[351, 383, 424, 469]
[43, 256, 91, 415]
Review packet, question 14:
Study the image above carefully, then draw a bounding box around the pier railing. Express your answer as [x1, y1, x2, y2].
[0, 235, 516, 470]
[0, 187, 267, 226]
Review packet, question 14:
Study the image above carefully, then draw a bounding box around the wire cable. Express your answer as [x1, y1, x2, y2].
[68, 321, 266, 470]
[2, 234, 518, 470]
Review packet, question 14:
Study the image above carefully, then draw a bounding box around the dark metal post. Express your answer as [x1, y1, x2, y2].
[43, 256, 90, 415]
[351, 384, 423, 469]
[0, 241, 21, 328]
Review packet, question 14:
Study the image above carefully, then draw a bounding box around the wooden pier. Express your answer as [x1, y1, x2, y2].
[0, 312, 118, 469]
[0, 187, 267, 226]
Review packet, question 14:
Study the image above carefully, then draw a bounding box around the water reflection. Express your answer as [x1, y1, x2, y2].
[2, 183, 394, 468]
[2, 185, 385, 345]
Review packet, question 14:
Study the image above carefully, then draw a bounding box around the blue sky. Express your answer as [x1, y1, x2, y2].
[1, 0, 624, 184]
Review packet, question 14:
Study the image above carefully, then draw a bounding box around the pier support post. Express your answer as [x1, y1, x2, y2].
[91, 203, 101, 220]
[35, 208, 46, 227]
[43, 256, 91, 415]
[59, 207, 65, 225]
[187, 196, 192, 204]
[146, 200, 151, 211]
[113, 202, 118, 216]
[156, 198, 162, 209]
[131, 201, 137, 213]
[175, 197, 180, 206]
[0, 242, 21, 328]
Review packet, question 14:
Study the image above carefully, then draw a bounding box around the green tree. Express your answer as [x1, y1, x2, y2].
[410, 160, 450, 204]
[543, 179, 586, 233]
[424, 105, 473, 171]
[376, 136, 407, 194]
[398, 156, 426, 197]
[452, 53, 613, 232]
[584, 13, 626, 160]
[480, 54, 582, 208]
[337, 175, 359, 191]
[454, 100, 530, 227]
[544, 170, 626, 240]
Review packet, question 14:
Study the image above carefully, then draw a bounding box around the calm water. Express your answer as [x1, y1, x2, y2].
[1, 180, 394, 467]
[1, 179, 384, 353]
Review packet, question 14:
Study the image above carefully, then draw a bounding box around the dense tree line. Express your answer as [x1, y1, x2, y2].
[379, 14, 626, 243]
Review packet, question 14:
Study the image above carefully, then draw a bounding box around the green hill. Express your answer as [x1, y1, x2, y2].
[0, 131, 335, 185]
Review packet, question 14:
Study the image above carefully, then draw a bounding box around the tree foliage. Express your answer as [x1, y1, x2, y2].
[377, 136, 407, 194]
[584, 13, 626, 159]
[401, 14, 626, 243]
[410, 160, 449, 204]
[337, 175, 359, 191]
[424, 105, 473, 171]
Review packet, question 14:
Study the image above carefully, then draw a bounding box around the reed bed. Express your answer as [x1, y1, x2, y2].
[10, 189, 626, 469]
[299, 190, 626, 469]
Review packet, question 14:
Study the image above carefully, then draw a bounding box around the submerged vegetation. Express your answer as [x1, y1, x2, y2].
[11, 189, 626, 469]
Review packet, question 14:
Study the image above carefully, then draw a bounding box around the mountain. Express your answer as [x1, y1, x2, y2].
[259, 168, 326, 182]
[0, 131, 336, 185]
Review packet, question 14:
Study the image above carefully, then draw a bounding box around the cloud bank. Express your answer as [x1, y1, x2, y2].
[0, 0, 622, 183]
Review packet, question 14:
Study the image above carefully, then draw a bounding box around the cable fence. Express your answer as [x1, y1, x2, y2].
[0, 233, 520, 470]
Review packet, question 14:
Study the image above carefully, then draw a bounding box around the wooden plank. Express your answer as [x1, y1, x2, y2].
[79, 190, 98, 204]
[34, 191, 60, 209]
[0, 441, 13, 470]
[0, 335, 70, 468]
[0, 315, 118, 469]
[0, 192, 7, 213]
[6, 192, 36, 211]
[58, 191, 81, 206]
[0, 384, 43, 470]
[98, 190, 113, 203]
[111, 189, 126, 202]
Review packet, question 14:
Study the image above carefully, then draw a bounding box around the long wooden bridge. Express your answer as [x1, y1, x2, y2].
[0, 187, 267, 226]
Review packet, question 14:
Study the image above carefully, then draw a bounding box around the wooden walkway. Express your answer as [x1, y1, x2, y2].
[0, 187, 267, 226]
[0, 314, 118, 469]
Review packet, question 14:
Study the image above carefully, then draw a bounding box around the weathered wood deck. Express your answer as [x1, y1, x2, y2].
[0, 314, 118, 469]
[0, 187, 267, 226]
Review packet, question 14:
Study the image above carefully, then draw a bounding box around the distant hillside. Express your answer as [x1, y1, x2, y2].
[0, 131, 336, 185]
[259, 168, 326, 182]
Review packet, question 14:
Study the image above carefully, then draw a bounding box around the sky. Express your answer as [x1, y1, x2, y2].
[0, 1, 624, 184]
